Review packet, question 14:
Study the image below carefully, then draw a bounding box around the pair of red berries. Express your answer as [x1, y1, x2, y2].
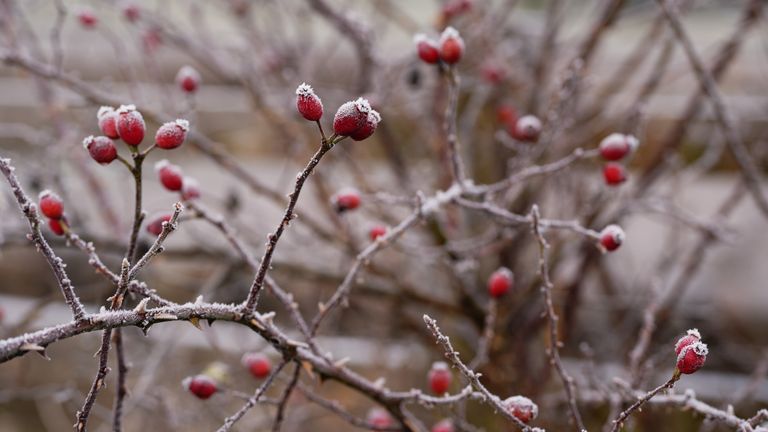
[184, 353, 273, 400]
[674, 329, 708, 375]
[154, 160, 200, 199]
[416, 27, 465, 66]
[38, 191, 67, 236]
[496, 104, 542, 143]
[295, 83, 382, 142]
[599, 133, 639, 186]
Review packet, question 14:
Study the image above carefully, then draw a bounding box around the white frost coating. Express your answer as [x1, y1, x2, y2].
[295, 82, 315, 97]
[97, 106, 114, 120]
[601, 224, 625, 244]
[686, 328, 701, 339]
[439, 26, 462, 43]
[368, 109, 382, 124]
[82, 135, 95, 149]
[503, 395, 539, 419]
[38, 189, 57, 200]
[174, 119, 190, 131]
[154, 159, 171, 172]
[516, 115, 541, 132]
[431, 361, 449, 370]
[413, 33, 433, 45]
[176, 65, 200, 81]
[599, 133, 626, 151]
[353, 97, 371, 114]
[626, 134, 640, 151]
[692, 341, 708, 356]
[116, 104, 136, 114]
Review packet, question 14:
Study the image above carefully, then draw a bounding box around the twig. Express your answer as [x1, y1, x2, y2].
[609, 375, 679, 432]
[216, 360, 289, 432]
[271, 363, 300, 432]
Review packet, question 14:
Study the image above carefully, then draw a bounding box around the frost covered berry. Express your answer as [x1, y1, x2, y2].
[599, 133, 638, 161]
[83, 136, 118, 165]
[242, 352, 272, 379]
[428, 361, 452, 394]
[97, 106, 120, 139]
[146, 213, 172, 236]
[677, 341, 708, 374]
[48, 219, 65, 236]
[439, 27, 464, 64]
[332, 188, 361, 213]
[176, 66, 201, 94]
[599, 224, 625, 252]
[369, 225, 387, 241]
[488, 267, 514, 298]
[183, 375, 218, 400]
[603, 162, 627, 186]
[155, 119, 189, 150]
[38, 191, 64, 220]
[333, 98, 372, 137]
[155, 160, 184, 191]
[181, 177, 201, 201]
[77, 8, 97, 28]
[415, 34, 440, 64]
[432, 419, 454, 432]
[674, 329, 701, 356]
[366, 408, 392, 428]
[295, 83, 323, 121]
[503, 395, 539, 423]
[513, 115, 542, 143]
[116, 104, 146, 146]
[349, 109, 381, 141]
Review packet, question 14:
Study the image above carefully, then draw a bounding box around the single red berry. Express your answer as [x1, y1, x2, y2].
[332, 188, 361, 213]
[675, 329, 701, 356]
[146, 213, 172, 236]
[599, 224, 625, 252]
[121, 1, 140, 22]
[497, 104, 518, 126]
[116, 104, 146, 146]
[241, 352, 272, 379]
[155, 119, 189, 150]
[366, 408, 392, 429]
[603, 162, 627, 186]
[439, 27, 464, 64]
[333, 98, 371, 137]
[441, 0, 473, 20]
[513, 115, 542, 143]
[369, 225, 387, 241]
[503, 395, 538, 423]
[142, 28, 163, 53]
[481, 60, 505, 84]
[38, 190, 64, 220]
[155, 160, 184, 192]
[77, 8, 98, 28]
[428, 361, 452, 394]
[97, 106, 120, 139]
[83, 136, 118, 165]
[349, 109, 381, 141]
[181, 177, 201, 201]
[295, 83, 324, 121]
[415, 34, 440, 64]
[599, 133, 639, 161]
[176, 66, 201, 93]
[431, 419, 454, 432]
[183, 375, 218, 400]
[488, 267, 514, 298]
[48, 218, 66, 236]
[677, 341, 708, 374]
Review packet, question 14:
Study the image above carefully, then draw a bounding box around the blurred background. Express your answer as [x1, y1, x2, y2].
[0, 0, 767, 431]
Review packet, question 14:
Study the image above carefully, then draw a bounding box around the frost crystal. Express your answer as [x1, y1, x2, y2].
[353, 97, 371, 114]
[174, 119, 190, 131]
[440, 26, 462, 43]
[97, 106, 114, 120]
[295, 82, 315, 97]
[116, 104, 137, 114]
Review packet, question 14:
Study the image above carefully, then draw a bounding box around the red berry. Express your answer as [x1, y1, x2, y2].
[428, 361, 452, 394]
[241, 352, 272, 379]
[333, 98, 371, 137]
[155, 119, 189, 150]
[674, 329, 701, 356]
[121, 2, 140, 22]
[603, 162, 627, 186]
[599, 133, 638, 161]
[503, 395, 538, 423]
[146, 213, 172, 236]
[349, 109, 381, 141]
[488, 267, 514, 298]
[48, 219, 65, 236]
[369, 225, 387, 241]
[677, 341, 708, 374]
[481, 60, 505, 84]
[415, 34, 440, 64]
[599, 224, 625, 252]
[83, 136, 118, 165]
[332, 188, 361, 212]
[441, 0, 473, 20]
[97, 106, 120, 139]
[38, 190, 64, 220]
[513, 115, 542, 142]
[116, 104, 146, 146]
[155, 160, 184, 192]
[77, 8, 97, 28]
[183, 375, 218, 399]
[295, 83, 324, 121]
[142, 28, 163, 53]
[431, 419, 454, 432]
[439, 27, 464, 64]
[497, 104, 518, 126]
[177, 66, 201, 93]
[366, 408, 392, 429]
[181, 177, 201, 201]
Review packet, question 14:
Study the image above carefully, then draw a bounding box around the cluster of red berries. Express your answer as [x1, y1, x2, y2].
[38, 191, 67, 236]
[496, 104, 542, 143]
[415, 27, 465, 66]
[295, 83, 381, 142]
[184, 352, 273, 399]
[599, 133, 639, 186]
[674, 329, 708, 375]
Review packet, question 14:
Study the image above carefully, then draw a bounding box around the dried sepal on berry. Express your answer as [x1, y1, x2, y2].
[295, 83, 323, 121]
